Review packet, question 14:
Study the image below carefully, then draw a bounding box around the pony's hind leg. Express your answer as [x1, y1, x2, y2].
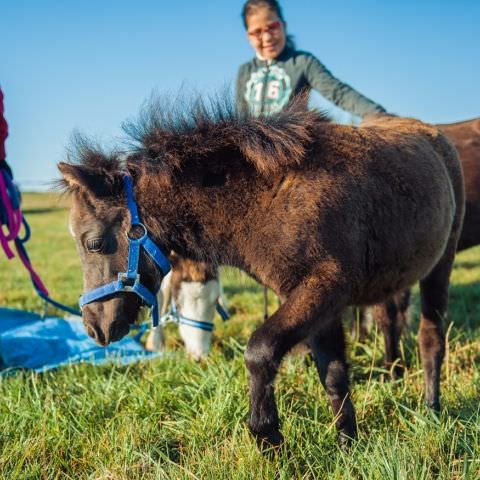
[395, 289, 411, 336]
[244, 274, 350, 447]
[418, 250, 455, 411]
[308, 317, 356, 444]
[373, 298, 404, 379]
[418, 126, 464, 412]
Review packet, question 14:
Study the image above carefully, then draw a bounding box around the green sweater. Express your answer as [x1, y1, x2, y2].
[236, 46, 385, 117]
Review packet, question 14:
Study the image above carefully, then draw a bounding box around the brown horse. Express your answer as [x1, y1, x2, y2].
[361, 118, 479, 378]
[59, 96, 464, 447]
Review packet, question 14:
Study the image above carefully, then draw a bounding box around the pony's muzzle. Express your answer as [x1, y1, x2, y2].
[84, 321, 108, 346]
[83, 302, 131, 346]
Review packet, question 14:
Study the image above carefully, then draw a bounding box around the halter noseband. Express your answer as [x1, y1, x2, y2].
[160, 299, 230, 332]
[78, 175, 171, 327]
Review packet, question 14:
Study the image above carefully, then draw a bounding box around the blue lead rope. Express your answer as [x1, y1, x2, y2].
[79, 174, 171, 327]
[215, 302, 229, 322]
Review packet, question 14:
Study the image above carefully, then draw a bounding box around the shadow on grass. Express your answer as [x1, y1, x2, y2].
[23, 207, 66, 215]
[160, 438, 182, 464]
[445, 394, 480, 421]
[453, 260, 480, 270]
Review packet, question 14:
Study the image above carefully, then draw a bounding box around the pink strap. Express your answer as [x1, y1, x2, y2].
[0, 173, 22, 238]
[1, 173, 49, 295]
[0, 172, 19, 257]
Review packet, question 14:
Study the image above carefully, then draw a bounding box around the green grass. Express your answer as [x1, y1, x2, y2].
[0, 193, 479, 479]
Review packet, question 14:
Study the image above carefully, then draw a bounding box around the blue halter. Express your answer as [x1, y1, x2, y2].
[78, 175, 171, 327]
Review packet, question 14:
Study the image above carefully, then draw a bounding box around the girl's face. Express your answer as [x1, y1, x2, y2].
[246, 7, 287, 60]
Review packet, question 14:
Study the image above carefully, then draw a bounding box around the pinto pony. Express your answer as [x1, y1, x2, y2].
[146, 256, 222, 360]
[59, 96, 464, 447]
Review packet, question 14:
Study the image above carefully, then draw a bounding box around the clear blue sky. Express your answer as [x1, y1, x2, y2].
[2, 0, 479, 189]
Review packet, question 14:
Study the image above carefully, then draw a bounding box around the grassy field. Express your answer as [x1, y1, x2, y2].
[0, 193, 479, 479]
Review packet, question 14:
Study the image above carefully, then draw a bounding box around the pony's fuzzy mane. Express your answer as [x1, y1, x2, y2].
[123, 91, 329, 175]
[56, 133, 125, 195]
[58, 91, 330, 194]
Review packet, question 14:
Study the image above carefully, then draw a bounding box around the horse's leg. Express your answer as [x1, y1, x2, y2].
[244, 276, 348, 447]
[374, 299, 403, 379]
[145, 325, 166, 352]
[308, 317, 356, 443]
[418, 251, 455, 411]
[394, 289, 411, 338]
[146, 271, 172, 352]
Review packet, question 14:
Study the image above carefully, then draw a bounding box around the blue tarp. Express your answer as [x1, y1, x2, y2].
[0, 308, 159, 373]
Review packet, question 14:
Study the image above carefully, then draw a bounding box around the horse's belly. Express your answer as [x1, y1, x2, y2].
[357, 195, 455, 305]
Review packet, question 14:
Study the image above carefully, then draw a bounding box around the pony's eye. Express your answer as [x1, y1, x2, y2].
[86, 238, 104, 253]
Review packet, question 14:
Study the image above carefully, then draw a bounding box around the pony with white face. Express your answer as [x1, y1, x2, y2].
[146, 256, 224, 360]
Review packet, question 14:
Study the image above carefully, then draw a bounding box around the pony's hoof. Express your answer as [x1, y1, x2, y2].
[427, 401, 441, 414]
[391, 369, 404, 381]
[250, 425, 284, 450]
[337, 431, 355, 451]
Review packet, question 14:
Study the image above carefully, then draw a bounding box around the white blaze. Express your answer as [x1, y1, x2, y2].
[68, 217, 76, 238]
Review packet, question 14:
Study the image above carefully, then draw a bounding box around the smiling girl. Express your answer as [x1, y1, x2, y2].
[237, 0, 386, 117]
[148, 1, 387, 357]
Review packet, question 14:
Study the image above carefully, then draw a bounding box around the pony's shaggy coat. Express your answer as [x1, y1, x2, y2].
[366, 117, 479, 377]
[59, 94, 465, 447]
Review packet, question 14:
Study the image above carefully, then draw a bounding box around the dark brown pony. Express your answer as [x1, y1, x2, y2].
[361, 118, 479, 378]
[59, 96, 464, 447]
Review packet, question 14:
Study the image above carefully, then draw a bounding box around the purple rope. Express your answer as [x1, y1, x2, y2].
[0, 171, 49, 295]
[0, 172, 21, 258]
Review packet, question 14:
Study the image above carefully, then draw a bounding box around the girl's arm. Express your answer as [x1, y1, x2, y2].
[304, 54, 386, 117]
[0, 88, 8, 160]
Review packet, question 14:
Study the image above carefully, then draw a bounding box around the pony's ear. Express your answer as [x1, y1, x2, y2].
[58, 162, 88, 190]
[58, 162, 122, 197]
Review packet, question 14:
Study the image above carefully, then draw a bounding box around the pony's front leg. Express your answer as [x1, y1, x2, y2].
[308, 318, 356, 444]
[145, 325, 166, 352]
[244, 276, 347, 447]
[145, 271, 172, 352]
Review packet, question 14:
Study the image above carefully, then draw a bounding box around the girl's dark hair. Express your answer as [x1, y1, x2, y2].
[241, 0, 296, 50]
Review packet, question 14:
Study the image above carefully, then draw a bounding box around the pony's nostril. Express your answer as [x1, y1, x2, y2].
[108, 321, 129, 343]
[85, 324, 97, 340]
[85, 322, 108, 346]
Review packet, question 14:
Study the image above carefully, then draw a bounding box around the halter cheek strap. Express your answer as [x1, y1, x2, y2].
[78, 175, 171, 327]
